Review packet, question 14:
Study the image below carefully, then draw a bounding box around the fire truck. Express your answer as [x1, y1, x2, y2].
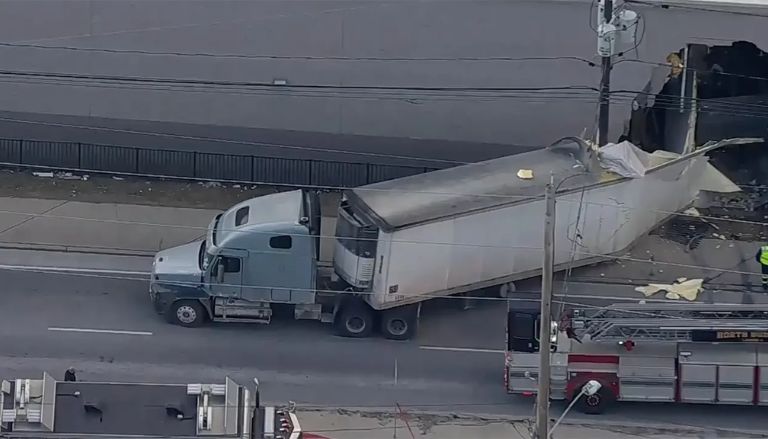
[505, 303, 768, 413]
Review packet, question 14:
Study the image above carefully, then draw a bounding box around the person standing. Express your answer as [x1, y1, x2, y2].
[755, 245, 768, 291]
[64, 367, 77, 382]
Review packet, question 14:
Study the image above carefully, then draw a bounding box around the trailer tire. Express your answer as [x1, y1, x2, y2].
[334, 300, 374, 338]
[380, 305, 419, 341]
[575, 384, 613, 415]
[168, 300, 206, 328]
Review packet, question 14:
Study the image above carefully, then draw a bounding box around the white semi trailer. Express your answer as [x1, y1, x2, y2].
[149, 138, 735, 339]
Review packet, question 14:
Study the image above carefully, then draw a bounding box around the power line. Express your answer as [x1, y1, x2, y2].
[0, 68, 602, 94]
[0, 116, 467, 167]
[615, 57, 768, 84]
[0, 258, 764, 303]
[625, 0, 768, 18]
[1, 70, 766, 121]
[0, 41, 600, 66]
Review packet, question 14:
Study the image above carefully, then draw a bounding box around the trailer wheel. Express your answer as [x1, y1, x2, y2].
[575, 383, 613, 415]
[334, 300, 374, 338]
[380, 305, 419, 341]
[168, 300, 206, 328]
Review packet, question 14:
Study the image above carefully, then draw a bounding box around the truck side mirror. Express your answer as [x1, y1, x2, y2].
[216, 260, 225, 283]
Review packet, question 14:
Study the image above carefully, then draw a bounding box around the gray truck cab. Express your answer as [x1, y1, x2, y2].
[150, 190, 320, 326]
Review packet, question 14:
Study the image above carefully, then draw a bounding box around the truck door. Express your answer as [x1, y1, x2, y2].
[209, 254, 244, 298]
[507, 311, 539, 353]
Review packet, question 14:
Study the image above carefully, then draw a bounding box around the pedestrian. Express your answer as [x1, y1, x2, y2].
[755, 245, 768, 291]
[64, 367, 76, 382]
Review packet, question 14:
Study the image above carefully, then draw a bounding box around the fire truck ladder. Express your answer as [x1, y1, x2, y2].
[572, 304, 768, 342]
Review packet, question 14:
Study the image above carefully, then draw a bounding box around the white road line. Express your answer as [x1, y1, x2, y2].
[419, 345, 504, 354]
[48, 327, 153, 336]
[0, 264, 149, 276]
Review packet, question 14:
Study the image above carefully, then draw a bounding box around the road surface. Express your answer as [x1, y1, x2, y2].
[0, 254, 767, 433]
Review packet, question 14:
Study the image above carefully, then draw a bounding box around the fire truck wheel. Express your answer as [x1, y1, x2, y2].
[576, 384, 613, 415]
[168, 300, 206, 328]
[379, 305, 419, 340]
[334, 300, 374, 338]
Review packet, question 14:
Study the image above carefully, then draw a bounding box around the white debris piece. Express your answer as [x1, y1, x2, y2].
[683, 207, 701, 217]
[635, 278, 704, 301]
[516, 169, 534, 180]
[599, 141, 648, 178]
[33, 171, 54, 178]
[112, 176, 125, 181]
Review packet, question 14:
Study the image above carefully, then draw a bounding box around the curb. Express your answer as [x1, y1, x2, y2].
[295, 406, 768, 437]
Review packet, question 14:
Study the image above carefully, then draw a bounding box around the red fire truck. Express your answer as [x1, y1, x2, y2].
[505, 303, 768, 413]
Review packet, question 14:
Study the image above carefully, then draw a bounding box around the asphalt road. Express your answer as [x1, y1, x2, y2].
[1, 262, 767, 433]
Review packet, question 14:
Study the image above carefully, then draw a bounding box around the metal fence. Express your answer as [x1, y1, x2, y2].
[0, 138, 438, 187]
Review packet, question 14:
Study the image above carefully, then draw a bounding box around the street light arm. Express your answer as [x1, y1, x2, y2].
[548, 380, 602, 438]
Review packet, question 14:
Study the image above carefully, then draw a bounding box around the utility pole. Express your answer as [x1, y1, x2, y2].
[597, 0, 614, 146]
[534, 179, 556, 439]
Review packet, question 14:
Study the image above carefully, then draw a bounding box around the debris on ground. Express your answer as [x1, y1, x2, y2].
[635, 278, 704, 301]
[0, 168, 273, 209]
[516, 169, 534, 179]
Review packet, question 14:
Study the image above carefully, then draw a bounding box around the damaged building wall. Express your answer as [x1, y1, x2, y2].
[626, 40, 768, 189]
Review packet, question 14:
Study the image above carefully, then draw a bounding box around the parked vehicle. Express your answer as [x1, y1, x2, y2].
[505, 304, 768, 413]
[149, 138, 733, 339]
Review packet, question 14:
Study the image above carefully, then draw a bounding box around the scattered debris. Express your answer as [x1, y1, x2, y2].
[233, 184, 241, 189]
[112, 176, 125, 181]
[199, 181, 222, 188]
[635, 278, 704, 301]
[712, 233, 727, 240]
[32, 171, 54, 178]
[516, 169, 534, 180]
[56, 172, 89, 181]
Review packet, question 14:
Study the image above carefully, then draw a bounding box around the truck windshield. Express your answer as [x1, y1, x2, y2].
[336, 210, 378, 258]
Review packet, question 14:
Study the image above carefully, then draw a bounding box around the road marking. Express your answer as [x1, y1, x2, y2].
[419, 345, 504, 354]
[393, 358, 398, 385]
[48, 327, 153, 336]
[0, 264, 149, 276]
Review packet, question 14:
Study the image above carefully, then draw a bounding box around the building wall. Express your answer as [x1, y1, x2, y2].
[0, 0, 766, 147]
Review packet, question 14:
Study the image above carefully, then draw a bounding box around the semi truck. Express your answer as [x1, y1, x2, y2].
[149, 138, 736, 340]
[505, 304, 768, 413]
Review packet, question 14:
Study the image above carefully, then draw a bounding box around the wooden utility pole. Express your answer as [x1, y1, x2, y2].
[534, 180, 556, 439]
[597, 0, 614, 146]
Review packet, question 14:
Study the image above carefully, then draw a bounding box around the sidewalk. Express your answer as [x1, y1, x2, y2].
[297, 409, 760, 439]
[0, 196, 217, 254]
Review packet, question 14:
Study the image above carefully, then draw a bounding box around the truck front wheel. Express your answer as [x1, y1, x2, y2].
[168, 300, 206, 328]
[380, 304, 419, 341]
[334, 300, 374, 338]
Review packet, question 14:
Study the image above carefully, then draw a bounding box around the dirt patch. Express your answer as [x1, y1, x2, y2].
[0, 168, 278, 209]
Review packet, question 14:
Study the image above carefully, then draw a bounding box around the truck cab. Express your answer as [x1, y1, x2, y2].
[150, 190, 322, 327]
